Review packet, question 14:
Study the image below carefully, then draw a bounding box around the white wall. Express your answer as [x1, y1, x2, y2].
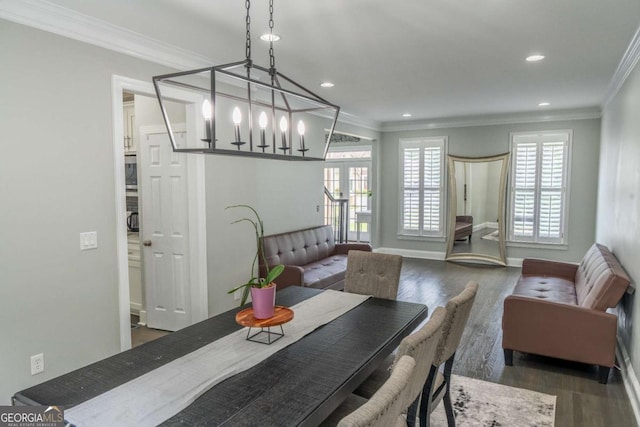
[380, 118, 601, 262]
[0, 20, 181, 404]
[0, 19, 347, 404]
[204, 156, 325, 316]
[597, 55, 640, 379]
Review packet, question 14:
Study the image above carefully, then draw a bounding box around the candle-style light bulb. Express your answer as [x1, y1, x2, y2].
[201, 100, 212, 143]
[232, 106, 242, 125]
[259, 111, 268, 129]
[258, 111, 268, 149]
[202, 99, 212, 120]
[279, 116, 288, 151]
[232, 106, 242, 145]
[297, 120, 306, 151]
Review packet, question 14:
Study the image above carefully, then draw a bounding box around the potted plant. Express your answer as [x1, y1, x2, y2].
[226, 205, 284, 318]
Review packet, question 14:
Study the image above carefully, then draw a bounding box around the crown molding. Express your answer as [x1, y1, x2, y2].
[0, 0, 381, 133]
[1, 0, 616, 135]
[602, 25, 640, 111]
[0, 0, 212, 71]
[337, 111, 382, 132]
[380, 108, 602, 133]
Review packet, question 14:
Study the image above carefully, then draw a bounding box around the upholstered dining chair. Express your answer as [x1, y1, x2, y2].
[353, 307, 447, 426]
[419, 281, 479, 427]
[320, 355, 416, 427]
[344, 251, 403, 300]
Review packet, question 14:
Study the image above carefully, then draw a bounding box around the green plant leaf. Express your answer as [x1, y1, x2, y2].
[265, 264, 284, 284]
[226, 204, 279, 307]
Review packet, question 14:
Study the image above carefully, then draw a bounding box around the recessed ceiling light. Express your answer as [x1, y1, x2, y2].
[402, 113, 412, 118]
[526, 54, 545, 62]
[260, 33, 280, 42]
[320, 82, 335, 88]
[538, 102, 551, 107]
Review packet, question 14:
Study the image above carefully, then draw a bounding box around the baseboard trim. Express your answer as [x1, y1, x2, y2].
[506, 257, 524, 268]
[139, 310, 148, 326]
[130, 302, 142, 316]
[376, 247, 523, 267]
[375, 247, 446, 260]
[617, 337, 640, 425]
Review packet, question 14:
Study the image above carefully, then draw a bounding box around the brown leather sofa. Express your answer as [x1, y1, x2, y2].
[454, 215, 473, 241]
[260, 225, 372, 291]
[502, 243, 630, 383]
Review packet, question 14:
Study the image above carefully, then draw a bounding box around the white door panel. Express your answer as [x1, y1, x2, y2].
[140, 129, 191, 331]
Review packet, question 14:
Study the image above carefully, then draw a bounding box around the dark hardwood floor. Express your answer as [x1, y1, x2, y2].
[397, 257, 636, 427]
[130, 314, 168, 347]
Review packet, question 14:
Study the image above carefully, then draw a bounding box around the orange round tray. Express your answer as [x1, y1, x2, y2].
[235, 306, 294, 328]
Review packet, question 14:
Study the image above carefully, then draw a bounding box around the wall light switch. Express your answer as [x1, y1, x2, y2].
[80, 231, 98, 250]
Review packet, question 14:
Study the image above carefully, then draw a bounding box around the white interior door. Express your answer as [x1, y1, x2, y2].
[139, 127, 191, 331]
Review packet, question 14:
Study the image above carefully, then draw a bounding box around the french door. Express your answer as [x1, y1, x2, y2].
[324, 150, 371, 241]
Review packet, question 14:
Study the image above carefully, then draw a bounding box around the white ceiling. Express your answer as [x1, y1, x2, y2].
[38, 0, 640, 125]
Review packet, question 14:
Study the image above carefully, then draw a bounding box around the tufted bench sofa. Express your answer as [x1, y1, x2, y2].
[502, 243, 630, 383]
[260, 225, 372, 291]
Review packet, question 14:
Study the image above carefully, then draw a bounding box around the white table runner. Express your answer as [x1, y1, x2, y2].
[65, 290, 369, 427]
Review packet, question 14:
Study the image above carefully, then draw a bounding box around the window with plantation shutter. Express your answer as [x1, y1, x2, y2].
[509, 131, 571, 244]
[399, 137, 447, 237]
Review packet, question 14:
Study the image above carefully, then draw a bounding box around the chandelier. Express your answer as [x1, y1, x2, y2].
[152, 0, 340, 161]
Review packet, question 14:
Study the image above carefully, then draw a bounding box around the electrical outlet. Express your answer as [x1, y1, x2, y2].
[234, 290, 242, 301]
[80, 231, 98, 250]
[31, 353, 44, 375]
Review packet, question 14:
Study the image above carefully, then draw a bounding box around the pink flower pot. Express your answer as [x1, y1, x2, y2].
[251, 284, 276, 319]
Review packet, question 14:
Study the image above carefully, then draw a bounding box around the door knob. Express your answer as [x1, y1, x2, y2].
[143, 240, 152, 247]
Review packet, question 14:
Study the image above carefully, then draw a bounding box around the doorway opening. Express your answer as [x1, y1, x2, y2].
[112, 76, 208, 351]
[324, 145, 372, 242]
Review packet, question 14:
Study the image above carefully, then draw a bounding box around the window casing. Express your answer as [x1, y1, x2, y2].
[508, 130, 571, 244]
[398, 137, 447, 237]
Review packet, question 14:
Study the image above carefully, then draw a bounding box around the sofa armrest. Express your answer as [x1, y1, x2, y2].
[521, 258, 579, 280]
[502, 295, 617, 367]
[259, 264, 304, 290]
[334, 243, 372, 255]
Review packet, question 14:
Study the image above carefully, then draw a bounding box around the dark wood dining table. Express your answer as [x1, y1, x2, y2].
[14, 287, 428, 426]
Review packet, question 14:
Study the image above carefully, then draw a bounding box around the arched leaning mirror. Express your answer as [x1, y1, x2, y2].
[445, 153, 510, 266]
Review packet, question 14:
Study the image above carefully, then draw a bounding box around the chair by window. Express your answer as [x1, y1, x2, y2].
[345, 251, 403, 300]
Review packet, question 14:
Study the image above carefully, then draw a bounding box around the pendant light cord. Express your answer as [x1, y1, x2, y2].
[245, 0, 252, 65]
[268, 0, 275, 76]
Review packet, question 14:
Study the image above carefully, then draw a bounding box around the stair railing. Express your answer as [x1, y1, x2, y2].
[324, 187, 349, 243]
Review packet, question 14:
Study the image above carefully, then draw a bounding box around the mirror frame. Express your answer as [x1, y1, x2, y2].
[445, 153, 510, 266]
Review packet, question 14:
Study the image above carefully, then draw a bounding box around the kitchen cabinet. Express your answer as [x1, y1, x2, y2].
[123, 101, 136, 154]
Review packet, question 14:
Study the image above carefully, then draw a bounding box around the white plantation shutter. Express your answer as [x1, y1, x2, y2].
[512, 142, 537, 238]
[509, 131, 570, 244]
[399, 138, 446, 237]
[422, 146, 442, 232]
[402, 148, 420, 231]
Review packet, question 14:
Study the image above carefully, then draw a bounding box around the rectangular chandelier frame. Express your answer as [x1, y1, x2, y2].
[153, 60, 341, 161]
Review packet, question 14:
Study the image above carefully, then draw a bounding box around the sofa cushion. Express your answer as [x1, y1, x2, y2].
[575, 243, 631, 310]
[513, 276, 577, 306]
[302, 254, 348, 289]
[262, 225, 335, 267]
